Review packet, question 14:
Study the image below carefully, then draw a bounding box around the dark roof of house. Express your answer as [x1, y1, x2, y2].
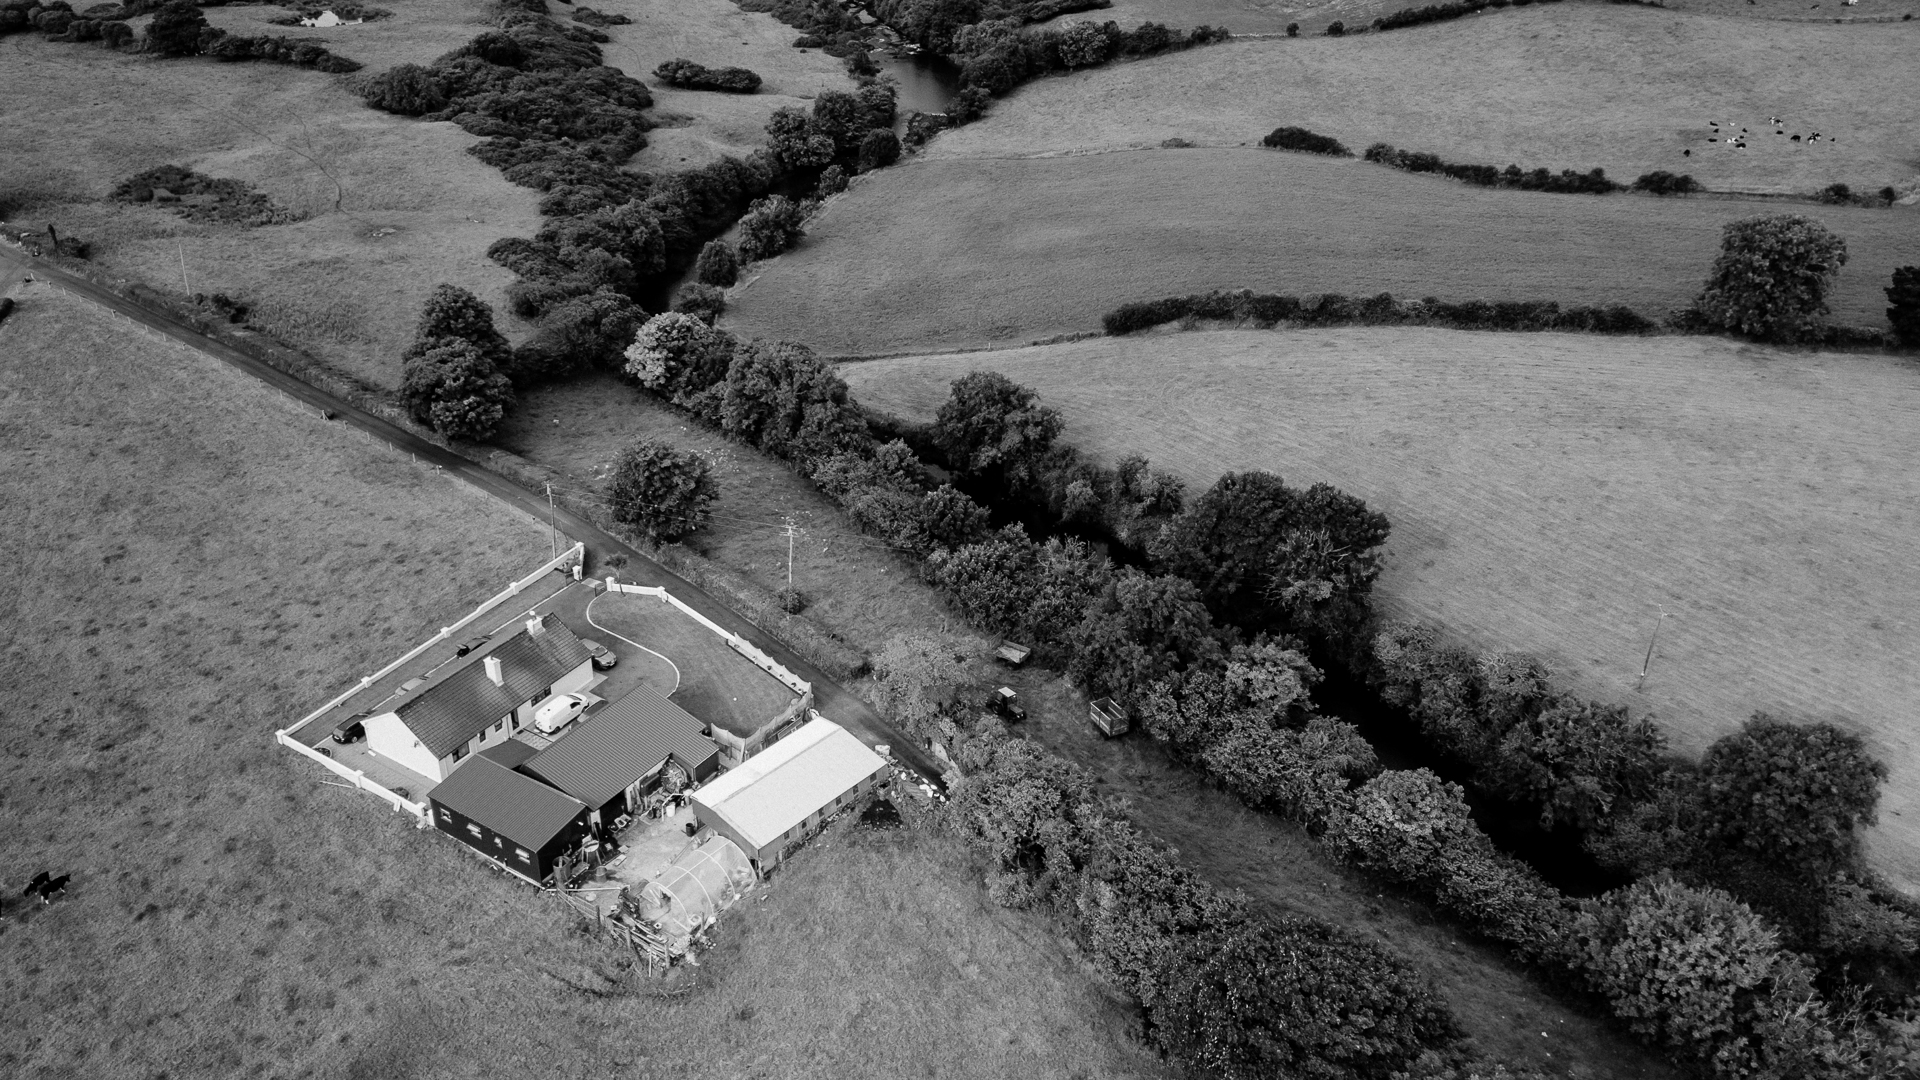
[477, 739, 539, 770]
[394, 613, 591, 758]
[521, 685, 719, 810]
[428, 756, 586, 850]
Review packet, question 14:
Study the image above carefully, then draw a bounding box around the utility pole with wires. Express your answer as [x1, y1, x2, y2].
[177, 239, 190, 294]
[779, 513, 800, 588]
[544, 482, 558, 558]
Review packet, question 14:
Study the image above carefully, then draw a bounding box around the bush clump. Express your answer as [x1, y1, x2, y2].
[653, 57, 763, 93]
[399, 284, 515, 440]
[735, 194, 811, 262]
[1261, 125, 1350, 156]
[1632, 170, 1702, 196]
[109, 165, 298, 226]
[694, 239, 739, 287]
[1887, 265, 1920, 347]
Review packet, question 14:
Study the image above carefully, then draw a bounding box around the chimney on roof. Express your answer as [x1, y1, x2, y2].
[484, 655, 504, 687]
[525, 615, 546, 638]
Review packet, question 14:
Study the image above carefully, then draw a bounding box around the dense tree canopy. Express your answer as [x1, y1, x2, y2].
[931, 370, 1064, 487]
[1698, 714, 1887, 880]
[1695, 214, 1848, 344]
[606, 439, 717, 541]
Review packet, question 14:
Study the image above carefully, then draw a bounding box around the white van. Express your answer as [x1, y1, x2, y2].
[533, 693, 589, 734]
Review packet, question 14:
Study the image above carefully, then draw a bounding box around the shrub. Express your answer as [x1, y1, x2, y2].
[1697, 714, 1886, 880]
[1261, 126, 1350, 156]
[1150, 917, 1460, 1080]
[1065, 568, 1225, 701]
[694, 239, 739, 287]
[735, 194, 810, 262]
[855, 128, 900, 172]
[527, 289, 646, 376]
[1694, 214, 1849, 344]
[672, 282, 727, 324]
[916, 484, 991, 551]
[1055, 20, 1111, 66]
[1886, 265, 1920, 347]
[361, 63, 448, 115]
[1324, 19, 1345, 34]
[399, 340, 514, 440]
[1286, 21, 1298, 35]
[870, 632, 974, 735]
[1321, 768, 1485, 884]
[142, 0, 205, 55]
[653, 57, 762, 93]
[814, 163, 849, 196]
[931, 370, 1064, 487]
[1572, 877, 1870, 1079]
[606, 439, 717, 541]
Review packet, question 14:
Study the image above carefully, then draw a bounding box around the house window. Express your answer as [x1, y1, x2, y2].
[451, 745, 468, 762]
[514, 849, 532, 863]
[466, 824, 482, 838]
[439, 808, 453, 822]
[536, 685, 552, 705]
[491, 720, 503, 734]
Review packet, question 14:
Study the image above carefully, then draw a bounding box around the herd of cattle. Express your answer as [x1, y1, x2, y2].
[14, 871, 71, 906]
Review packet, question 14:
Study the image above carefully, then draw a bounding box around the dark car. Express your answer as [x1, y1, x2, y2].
[580, 638, 617, 671]
[330, 712, 370, 745]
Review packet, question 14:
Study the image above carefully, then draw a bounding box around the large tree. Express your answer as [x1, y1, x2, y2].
[931, 370, 1063, 488]
[1887, 265, 1920, 348]
[405, 283, 513, 372]
[719, 340, 868, 464]
[143, 0, 208, 57]
[399, 340, 514, 441]
[1695, 214, 1848, 344]
[1066, 568, 1224, 701]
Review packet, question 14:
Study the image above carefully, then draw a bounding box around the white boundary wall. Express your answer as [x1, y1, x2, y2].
[275, 543, 586, 824]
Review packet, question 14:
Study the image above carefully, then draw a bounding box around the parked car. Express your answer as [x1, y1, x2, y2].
[399, 677, 426, 694]
[534, 693, 589, 734]
[330, 712, 369, 744]
[580, 638, 617, 671]
[453, 633, 490, 657]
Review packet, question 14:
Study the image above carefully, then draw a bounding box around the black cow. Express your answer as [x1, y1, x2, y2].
[20, 871, 48, 897]
[37, 875, 70, 903]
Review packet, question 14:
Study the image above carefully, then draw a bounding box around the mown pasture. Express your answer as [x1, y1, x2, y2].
[0, 288, 1173, 1079]
[840, 327, 1920, 893]
[927, 5, 1920, 197]
[723, 149, 1916, 356]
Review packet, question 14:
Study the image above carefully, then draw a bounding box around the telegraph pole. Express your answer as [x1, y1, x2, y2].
[544, 482, 558, 558]
[177, 239, 190, 294]
[780, 514, 799, 587]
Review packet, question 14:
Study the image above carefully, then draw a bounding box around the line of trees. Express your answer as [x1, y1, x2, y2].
[1365, 142, 1622, 195]
[1103, 289, 1655, 336]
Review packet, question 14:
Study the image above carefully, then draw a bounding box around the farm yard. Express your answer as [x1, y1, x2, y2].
[840, 327, 1920, 891]
[722, 148, 1917, 355]
[0, 288, 1168, 1079]
[927, 6, 1920, 198]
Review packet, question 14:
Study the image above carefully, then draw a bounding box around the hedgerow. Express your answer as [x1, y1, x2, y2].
[1365, 142, 1619, 194]
[0, 0, 360, 68]
[110, 165, 298, 227]
[1102, 289, 1656, 337]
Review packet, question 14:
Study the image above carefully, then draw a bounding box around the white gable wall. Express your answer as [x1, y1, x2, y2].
[364, 711, 448, 782]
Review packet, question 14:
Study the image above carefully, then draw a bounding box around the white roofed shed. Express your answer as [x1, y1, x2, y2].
[689, 716, 888, 868]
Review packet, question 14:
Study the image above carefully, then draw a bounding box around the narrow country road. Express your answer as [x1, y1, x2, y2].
[0, 245, 946, 787]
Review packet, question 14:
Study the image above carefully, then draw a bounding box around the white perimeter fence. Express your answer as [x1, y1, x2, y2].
[602, 579, 811, 698]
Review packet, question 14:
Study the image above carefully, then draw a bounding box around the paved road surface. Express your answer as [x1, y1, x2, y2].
[0, 245, 947, 788]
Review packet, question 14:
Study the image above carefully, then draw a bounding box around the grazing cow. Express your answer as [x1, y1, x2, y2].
[21, 872, 49, 897]
[1792, 135, 1802, 142]
[1684, 149, 1691, 156]
[37, 875, 70, 904]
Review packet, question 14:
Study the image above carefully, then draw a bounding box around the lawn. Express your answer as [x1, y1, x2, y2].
[839, 327, 1920, 893]
[721, 148, 1916, 356]
[0, 287, 1173, 1079]
[928, 5, 1920, 197]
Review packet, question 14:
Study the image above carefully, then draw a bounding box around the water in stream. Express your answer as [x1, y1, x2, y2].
[875, 51, 962, 119]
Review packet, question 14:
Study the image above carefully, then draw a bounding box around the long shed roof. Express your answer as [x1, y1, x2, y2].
[521, 685, 718, 810]
[690, 717, 886, 852]
[428, 756, 587, 850]
[395, 613, 591, 757]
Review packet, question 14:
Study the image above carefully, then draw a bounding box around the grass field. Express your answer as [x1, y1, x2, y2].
[499, 372, 975, 655]
[929, 6, 1920, 196]
[0, 0, 847, 392]
[722, 148, 1917, 356]
[0, 288, 1174, 1078]
[839, 327, 1920, 893]
[0, 24, 540, 390]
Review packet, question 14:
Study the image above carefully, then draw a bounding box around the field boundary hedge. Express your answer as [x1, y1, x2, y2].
[1102, 288, 1658, 336]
